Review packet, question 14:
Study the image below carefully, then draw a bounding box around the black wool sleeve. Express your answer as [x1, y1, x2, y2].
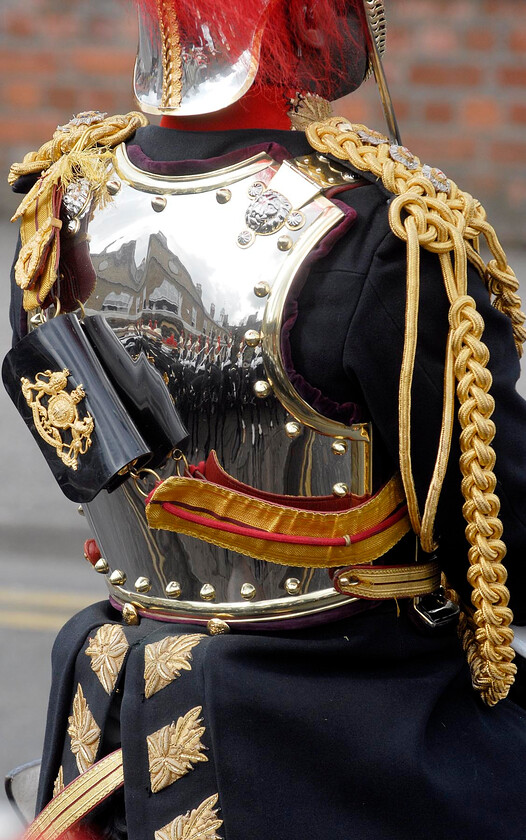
[343, 226, 526, 621]
[9, 233, 26, 346]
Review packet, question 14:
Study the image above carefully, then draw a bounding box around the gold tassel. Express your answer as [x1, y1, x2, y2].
[9, 110, 148, 311]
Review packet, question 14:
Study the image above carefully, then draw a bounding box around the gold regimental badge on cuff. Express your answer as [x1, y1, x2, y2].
[20, 368, 94, 470]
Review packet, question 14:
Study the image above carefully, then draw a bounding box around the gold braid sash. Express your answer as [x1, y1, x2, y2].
[23, 750, 124, 840]
[146, 452, 411, 569]
[8, 110, 148, 311]
[305, 118, 525, 705]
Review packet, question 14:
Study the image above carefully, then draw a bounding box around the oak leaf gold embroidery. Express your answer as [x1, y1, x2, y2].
[67, 684, 101, 774]
[52, 766, 64, 798]
[144, 634, 205, 699]
[155, 794, 222, 840]
[147, 706, 207, 794]
[85, 624, 129, 694]
[51, 765, 77, 840]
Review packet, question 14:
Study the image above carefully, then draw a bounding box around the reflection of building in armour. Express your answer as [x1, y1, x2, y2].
[91, 232, 231, 345]
[88, 231, 270, 447]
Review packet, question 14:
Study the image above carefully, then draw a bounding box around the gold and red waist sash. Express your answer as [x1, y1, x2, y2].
[144, 452, 439, 601]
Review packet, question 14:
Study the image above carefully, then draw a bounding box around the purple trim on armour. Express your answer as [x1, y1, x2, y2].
[126, 142, 294, 176]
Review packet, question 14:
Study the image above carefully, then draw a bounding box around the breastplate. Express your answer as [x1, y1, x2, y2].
[80, 143, 372, 621]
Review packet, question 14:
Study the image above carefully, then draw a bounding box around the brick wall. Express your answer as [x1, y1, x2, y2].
[1, 0, 525, 245]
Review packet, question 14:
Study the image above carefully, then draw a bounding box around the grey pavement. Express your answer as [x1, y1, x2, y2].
[0, 224, 103, 838]
[0, 223, 525, 836]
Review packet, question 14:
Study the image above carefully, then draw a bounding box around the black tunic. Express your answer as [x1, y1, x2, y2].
[10, 125, 526, 839]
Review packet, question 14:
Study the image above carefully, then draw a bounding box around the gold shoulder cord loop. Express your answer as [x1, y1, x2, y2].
[305, 118, 525, 704]
[8, 110, 149, 313]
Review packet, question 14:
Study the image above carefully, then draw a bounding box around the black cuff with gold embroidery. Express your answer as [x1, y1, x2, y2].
[2, 314, 154, 502]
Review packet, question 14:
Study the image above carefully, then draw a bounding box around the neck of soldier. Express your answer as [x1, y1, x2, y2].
[159, 85, 292, 132]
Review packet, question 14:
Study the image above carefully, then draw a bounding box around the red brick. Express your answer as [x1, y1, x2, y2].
[88, 16, 137, 43]
[483, 0, 526, 14]
[498, 67, 526, 87]
[382, 25, 411, 53]
[121, 16, 137, 41]
[509, 30, 526, 52]
[71, 48, 134, 78]
[381, 57, 405, 87]
[3, 82, 40, 110]
[407, 135, 477, 166]
[392, 100, 410, 123]
[444, 0, 474, 20]
[491, 142, 526, 165]
[465, 29, 496, 51]
[0, 50, 57, 75]
[75, 89, 127, 116]
[395, 0, 438, 19]
[510, 104, 526, 124]
[462, 98, 501, 127]
[4, 12, 36, 38]
[41, 14, 80, 41]
[507, 180, 526, 208]
[400, 0, 472, 21]
[472, 175, 499, 196]
[2, 115, 61, 145]
[424, 103, 454, 123]
[419, 28, 459, 53]
[335, 96, 375, 128]
[410, 64, 482, 86]
[47, 87, 78, 112]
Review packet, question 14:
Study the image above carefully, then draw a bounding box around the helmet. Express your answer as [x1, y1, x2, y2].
[134, 0, 387, 116]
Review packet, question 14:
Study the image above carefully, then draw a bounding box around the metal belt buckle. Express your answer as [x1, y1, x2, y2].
[412, 586, 460, 630]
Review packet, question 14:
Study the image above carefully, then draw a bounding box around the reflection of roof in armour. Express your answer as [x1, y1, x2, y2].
[102, 291, 133, 311]
[149, 278, 181, 304]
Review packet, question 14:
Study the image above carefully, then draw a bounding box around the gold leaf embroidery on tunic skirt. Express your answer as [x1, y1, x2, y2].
[67, 684, 101, 774]
[147, 707, 208, 794]
[52, 766, 64, 798]
[154, 794, 222, 840]
[144, 634, 205, 699]
[85, 624, 129, 694]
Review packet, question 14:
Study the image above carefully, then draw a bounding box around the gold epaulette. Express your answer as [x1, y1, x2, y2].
[306, 118, 525, 705]
[8, 110, 148, 312]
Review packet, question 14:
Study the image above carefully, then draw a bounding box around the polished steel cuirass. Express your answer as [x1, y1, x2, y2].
[76, 145, 371, 620]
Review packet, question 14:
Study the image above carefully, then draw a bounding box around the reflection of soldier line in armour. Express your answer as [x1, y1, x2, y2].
[4, 1, 526, 839]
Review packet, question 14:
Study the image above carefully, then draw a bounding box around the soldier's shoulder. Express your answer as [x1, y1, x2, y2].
[304, 118, 453, 198]
[8, 110, 148, 192]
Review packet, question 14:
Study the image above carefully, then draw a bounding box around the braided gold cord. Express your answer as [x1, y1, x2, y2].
[158, 0, 183, 110]
[397, 216, 423, 536]
[8, 112, 148, 186]
[305, 118, 522, 704]
[8, 111, 149, 311]
[451, 295, 516, 703]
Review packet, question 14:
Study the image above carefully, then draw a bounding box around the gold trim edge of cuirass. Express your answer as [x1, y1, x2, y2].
[113, 142, 275, 193]
[107, 580, 355, 622]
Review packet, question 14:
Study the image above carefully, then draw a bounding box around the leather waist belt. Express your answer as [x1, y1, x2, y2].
[146, 451, 412, 569]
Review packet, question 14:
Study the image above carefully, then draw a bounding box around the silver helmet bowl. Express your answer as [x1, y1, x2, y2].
[133, 0, 387, 116]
